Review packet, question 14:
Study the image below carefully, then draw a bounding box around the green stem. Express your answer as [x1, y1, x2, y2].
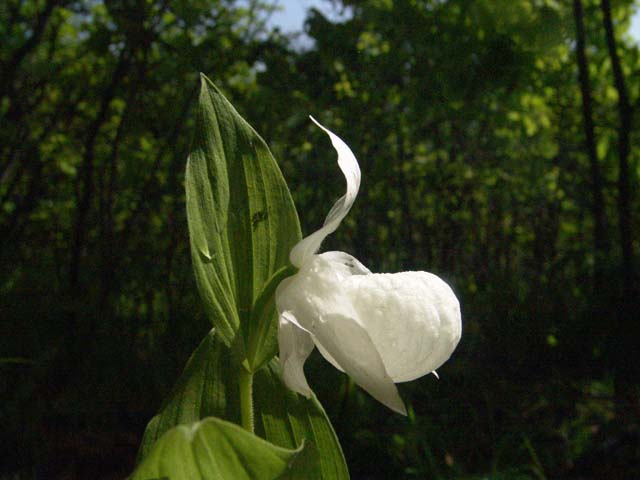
[239, 368, 254, 433]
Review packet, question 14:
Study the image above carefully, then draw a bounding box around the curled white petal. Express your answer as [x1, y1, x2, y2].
[289, 117, 361, 267]
[278, 310, 315, 397]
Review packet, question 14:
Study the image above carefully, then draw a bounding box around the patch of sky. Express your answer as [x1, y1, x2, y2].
[266, 0, 352, 49]
[630, 3, 640, 44]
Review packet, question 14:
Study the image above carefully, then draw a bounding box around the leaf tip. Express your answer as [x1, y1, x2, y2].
[199, 73, 223, 97]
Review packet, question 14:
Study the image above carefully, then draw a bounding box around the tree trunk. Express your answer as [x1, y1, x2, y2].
[599, 0, 637, 419]
[572, 0, 608, 292]
[600, 0, 635, 297]
[69, 49, 130, 288]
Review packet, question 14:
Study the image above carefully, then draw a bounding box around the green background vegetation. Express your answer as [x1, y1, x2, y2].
[1, 0, 639, 478]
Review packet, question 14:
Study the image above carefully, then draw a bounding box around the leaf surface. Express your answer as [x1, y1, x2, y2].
[132, 417, 303, 480]
[186, 74, 300, 363]
[137, 329, 349, 479]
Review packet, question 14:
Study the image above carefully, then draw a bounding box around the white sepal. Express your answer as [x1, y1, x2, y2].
[311, 312, 406, 415]
[278, 310, 315, 398]
[289, 117, 361, 267]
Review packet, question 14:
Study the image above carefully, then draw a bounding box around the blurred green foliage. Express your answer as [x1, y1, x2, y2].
[1, 0, 638, 478]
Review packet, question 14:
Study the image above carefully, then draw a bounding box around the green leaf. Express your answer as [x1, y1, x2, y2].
[254, 362, 349, 480]
[136, 330, 241, 461]
[137, 329, 349, 480]
[186, 74, 301, 362]
[131, 417, 303, 480]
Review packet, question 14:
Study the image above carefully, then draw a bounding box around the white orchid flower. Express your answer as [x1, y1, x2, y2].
[276, 117, 462, 415]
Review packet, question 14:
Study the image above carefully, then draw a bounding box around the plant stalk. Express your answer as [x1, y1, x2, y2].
[239, 367, 254, 433]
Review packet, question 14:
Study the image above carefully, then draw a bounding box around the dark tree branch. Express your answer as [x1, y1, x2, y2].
[117, 86, 197, 243]
[0, 0, 61, 99]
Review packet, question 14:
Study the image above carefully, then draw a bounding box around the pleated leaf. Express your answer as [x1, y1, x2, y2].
[186, 74, 300, 366]
[137, 329, 349, 480]
[131, 417, 304, 480]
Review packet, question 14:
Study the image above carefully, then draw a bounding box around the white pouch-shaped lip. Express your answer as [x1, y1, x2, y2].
[276, 117, 462, 415]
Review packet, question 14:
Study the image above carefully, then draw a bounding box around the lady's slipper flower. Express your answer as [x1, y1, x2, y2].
[276, 117, 461, 414]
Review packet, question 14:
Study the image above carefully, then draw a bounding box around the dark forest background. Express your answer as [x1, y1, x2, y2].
[1, 0, 639, 478]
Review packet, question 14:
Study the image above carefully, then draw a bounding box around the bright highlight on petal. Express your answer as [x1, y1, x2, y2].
[277, 117, 462, 415]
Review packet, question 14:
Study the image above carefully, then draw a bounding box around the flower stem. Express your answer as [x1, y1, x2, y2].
[239, 367, 254, 433]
